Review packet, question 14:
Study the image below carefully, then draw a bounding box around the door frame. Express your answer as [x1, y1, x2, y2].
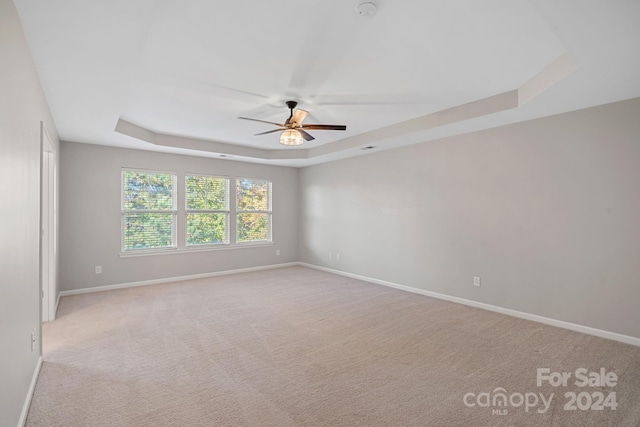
[40, 122, 57, 322]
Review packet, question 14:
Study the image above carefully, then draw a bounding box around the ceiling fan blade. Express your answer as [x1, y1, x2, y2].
[298, 129, 315, 141]
[309, 92, 449, 106]
[290, 109, 309, 126]
[287, 5, 358, 96]
[146, 72, 273, 103]
[301, 124, 347, 131]
[238, 117, 284, 127]
[254, 129, 283, 136]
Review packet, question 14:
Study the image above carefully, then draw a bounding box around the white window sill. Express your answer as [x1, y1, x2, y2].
[119, 242, 274, 258]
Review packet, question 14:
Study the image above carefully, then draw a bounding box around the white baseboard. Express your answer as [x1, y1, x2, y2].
[59, 263, 298, 297]
[18, 355, 42, 427]
[298, 262, 640, 347]
[57, 261, 640, 347]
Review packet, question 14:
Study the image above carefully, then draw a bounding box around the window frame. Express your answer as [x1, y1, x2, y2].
[235, 177, 273, 244]
[185, 174, 230, 247]
[121, 168, 178, 253]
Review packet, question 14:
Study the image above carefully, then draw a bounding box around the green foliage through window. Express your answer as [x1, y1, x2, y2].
[123, 171, 174, 210]
[236, 178, 271, 243]
[122, 170, 176, 251]
[237, 213, 269, 242]
[121, 172, 272, 251]
[123, 213, 174, 250]
[186, 175, 229, 245]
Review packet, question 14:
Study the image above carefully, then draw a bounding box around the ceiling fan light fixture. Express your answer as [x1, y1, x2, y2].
[240, 100, 346, 144]
[280, 129, 304, 146]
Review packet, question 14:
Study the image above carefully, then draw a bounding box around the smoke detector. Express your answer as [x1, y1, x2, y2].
[355, 1, 378, 17]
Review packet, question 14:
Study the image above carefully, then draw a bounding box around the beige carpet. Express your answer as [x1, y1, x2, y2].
[27, 266, 640, 426]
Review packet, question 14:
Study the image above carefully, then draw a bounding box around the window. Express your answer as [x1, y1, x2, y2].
[236, 178, 272, 243]
[120, 172, 273, 255]
[185, 175, 229, 246]
[121, 169, 177, 251]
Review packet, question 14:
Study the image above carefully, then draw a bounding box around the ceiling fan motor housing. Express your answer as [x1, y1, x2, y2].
[238, 100, 346, 144]
[286, 100, 298, 110]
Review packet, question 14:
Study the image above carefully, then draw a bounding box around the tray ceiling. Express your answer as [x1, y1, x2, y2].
[15, 0, 640, 166]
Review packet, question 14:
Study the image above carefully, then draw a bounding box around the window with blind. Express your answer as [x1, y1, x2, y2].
[236, 178, 272, 243]
[121, 169, 177, 251]
[186, 175, 229, 246]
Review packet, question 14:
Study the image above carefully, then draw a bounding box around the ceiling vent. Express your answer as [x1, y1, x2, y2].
[355, 2, 378, 18]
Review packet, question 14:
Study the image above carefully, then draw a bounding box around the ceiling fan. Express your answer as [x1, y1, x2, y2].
[238, 101, 346, 146]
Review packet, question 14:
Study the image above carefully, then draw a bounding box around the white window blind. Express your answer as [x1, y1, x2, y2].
[185, 175, 229, 246]
[121, 169, 177, 251]
[236, 178, 272, 243]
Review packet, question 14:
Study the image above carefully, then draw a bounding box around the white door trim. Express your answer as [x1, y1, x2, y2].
[40, 122, 57, 322]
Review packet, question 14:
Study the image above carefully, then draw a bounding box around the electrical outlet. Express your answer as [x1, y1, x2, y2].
[31, 328, 36, 352]
[336, 254, 340, 262]
[473, 276, 481, 287]
[95, 266, 102, 274]
[329, 252, 332, 260]
[276, 249, 280, 256]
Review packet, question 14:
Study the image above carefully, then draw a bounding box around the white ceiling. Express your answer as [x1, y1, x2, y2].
[15, 0, 640, 167]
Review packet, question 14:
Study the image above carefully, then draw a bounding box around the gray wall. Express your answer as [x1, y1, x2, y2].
[0, 0, 60, 424]
[299, 97, 640, 339]
[59, 142, 299, 291]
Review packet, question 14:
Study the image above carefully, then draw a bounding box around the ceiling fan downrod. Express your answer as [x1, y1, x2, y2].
[285, 100, 298, 124]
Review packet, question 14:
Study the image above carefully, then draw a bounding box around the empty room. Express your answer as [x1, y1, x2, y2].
[2, 0, 640, 426]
